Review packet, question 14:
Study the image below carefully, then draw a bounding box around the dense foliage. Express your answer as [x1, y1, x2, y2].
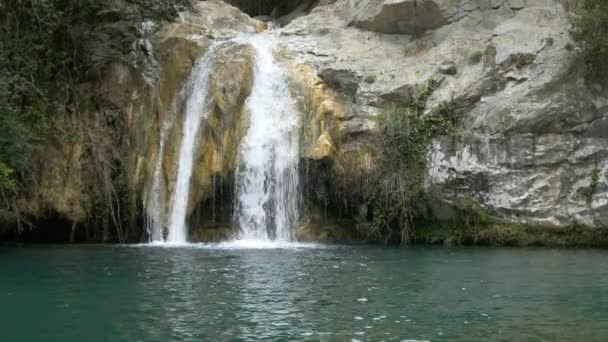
[368, 78, 456, 243]
[0, 0, 190, 193]
[0, 0, 192, 241]
[571, 0, 608, 83]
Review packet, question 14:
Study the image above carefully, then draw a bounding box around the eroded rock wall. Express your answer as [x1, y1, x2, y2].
[12, 0, 606, 243]
[280, 0, 608, 229]
[6, 0, 262, 242]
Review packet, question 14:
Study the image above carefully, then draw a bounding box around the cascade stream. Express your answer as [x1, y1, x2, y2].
[234, 33, 301, 242]
[146, 43, 222, 243]
[145, 32, 300, 244]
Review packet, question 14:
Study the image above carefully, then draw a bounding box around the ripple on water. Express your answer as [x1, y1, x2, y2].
[4, 244, 608, 341]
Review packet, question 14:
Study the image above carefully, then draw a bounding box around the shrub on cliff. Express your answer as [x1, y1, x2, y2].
[367, 78, 456, 244]
[0, 0, 190, 225]
[571, 0, 608, 83]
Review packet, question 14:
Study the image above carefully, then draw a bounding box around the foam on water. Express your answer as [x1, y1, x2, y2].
[212, 240, 322, 249]
[133, 240, 327, 250]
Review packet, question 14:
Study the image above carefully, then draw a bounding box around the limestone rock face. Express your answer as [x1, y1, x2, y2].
[350, 0, 453, 34]
[224, 0, 320, 20]
[27, 0, 606, 242]
[181, 0, 262, 33]
[278, 0, 608, 228]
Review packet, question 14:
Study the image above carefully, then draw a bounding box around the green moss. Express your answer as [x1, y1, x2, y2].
[415, 222, 608, 248]
[0, 162, 15, 192]
[411, 194, 608, 247]
[451, 196, 495, 228]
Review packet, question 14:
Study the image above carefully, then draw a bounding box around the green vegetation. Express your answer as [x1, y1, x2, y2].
[0, 0, 97, 208]
[0, 0, 191, 183]
[587, 158, 600, 208]
[0, 162, 15, 192]
[450, 196, 495, 229]
[365, 77, 457, 244]
[0, 0, 191, 236]
[416, 222, 608, 247]
[571, 0, 608, 83]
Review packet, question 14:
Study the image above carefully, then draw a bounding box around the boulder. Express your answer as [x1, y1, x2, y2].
[350, 0, 453, 34]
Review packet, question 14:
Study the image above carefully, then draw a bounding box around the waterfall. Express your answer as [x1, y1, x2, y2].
[145, 43, 223, 244]
[165, 45, 224, 244]
[234, 33, 301, 242]
[144, 33, 301, 245]
[145, 118, 169, 242]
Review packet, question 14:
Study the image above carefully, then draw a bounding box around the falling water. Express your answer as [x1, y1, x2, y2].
[163, 43, 222, 244]
[234, 33, 301, 242]
[145, 118, 170, 242]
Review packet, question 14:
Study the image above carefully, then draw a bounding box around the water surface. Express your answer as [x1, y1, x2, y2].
[1, 244, 607, 341]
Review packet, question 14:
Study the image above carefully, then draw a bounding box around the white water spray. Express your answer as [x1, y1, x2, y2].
[164, 44, 222, 244]
[145, 118, 170, 242]
[234, 33, 301, 242]
[145, 33, 301, 245]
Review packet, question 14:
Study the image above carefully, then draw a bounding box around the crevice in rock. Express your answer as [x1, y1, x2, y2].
[8, 214, 80, 243]
[188, 175, 237, 242]
[223, 0, 318, 19]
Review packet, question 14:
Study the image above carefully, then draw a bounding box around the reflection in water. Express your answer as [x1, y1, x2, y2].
[234, 250, 310, 340]
[1, 246, 608, 341]
[164, 251, 200, 340]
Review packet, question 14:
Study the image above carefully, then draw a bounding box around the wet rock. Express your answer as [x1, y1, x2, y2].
[319, 68, 359, 97]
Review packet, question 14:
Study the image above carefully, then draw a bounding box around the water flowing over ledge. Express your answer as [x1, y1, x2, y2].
[165, 45, 219, 244]
[146, 42, 224, 244]
[234, 32, 301, 243]
[144, 30, 301, 245]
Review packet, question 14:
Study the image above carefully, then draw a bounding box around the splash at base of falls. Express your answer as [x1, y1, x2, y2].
[135, 241, 327, 250]
[233, 32, 301, 243]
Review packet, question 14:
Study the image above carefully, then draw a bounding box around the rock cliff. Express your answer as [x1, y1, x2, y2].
[5, 0, 606, 244]
[277, 0, 607, 233]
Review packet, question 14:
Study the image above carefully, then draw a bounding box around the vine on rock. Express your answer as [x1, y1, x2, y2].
[364, 76, 457, 244]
